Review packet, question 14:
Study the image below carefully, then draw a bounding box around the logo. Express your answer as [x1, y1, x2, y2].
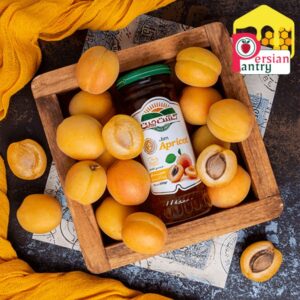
[232, 5, 294, 74]
[140, 98, 178, 132]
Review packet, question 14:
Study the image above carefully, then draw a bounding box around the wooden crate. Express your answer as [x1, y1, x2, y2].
[31, 22, 283, 274]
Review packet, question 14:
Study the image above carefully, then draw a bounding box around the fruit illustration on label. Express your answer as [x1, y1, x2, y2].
[241, 39, 251, 53]
[177, 152, 192, 169]
[167, 164, 184, 182]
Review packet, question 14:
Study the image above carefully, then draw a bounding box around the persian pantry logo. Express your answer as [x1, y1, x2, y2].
[232, 5, 294, 74]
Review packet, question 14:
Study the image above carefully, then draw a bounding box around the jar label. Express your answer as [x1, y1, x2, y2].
[132, 96, 200, 195]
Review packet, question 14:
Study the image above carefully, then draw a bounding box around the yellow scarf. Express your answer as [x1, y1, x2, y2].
[0, 0, 174, 120]
[0, 155, 170, 299]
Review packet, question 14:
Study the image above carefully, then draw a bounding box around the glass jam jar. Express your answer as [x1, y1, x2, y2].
[116, 64, 211, 225]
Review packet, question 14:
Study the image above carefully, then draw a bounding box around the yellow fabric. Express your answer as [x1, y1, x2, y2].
[0, 156, 171, 299]
[0, 0, 174, 120]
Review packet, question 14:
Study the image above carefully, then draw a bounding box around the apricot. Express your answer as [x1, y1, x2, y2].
[95, 196, 136, 240]
[69, 90, 115, 125]
[76, 46, 119, 94]
[103, 115, 144, 160]
[65, 161, 106, 205]
[122, 212, 167, 255]
[196, 144, 237, 187]
[192, 125, 230, 156]
[107, 160, 150, 205]
[0, 156, 7, 193]
[7, 139, 47, 180]
[17, 194, 62, 234]
[96, 150, 117, 171]
[240, 241, 283, 282]
[207, 165, 251, 208]
[177, 153, 192, 169]
[56, 115, 105, 160]
[175, 47, 222, 87]
[179, 87, 222, 125]
[207, 99, 254, 143]
[167, 164, 184, 182]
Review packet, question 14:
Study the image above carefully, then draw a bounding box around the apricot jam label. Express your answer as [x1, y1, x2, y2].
[132, 96, 200, 195]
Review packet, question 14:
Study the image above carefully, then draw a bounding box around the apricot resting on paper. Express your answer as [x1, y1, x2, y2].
[179, 87, 222, 125]
[7, 139, 47, 180]
[240, 241, 283, 282]
[103, 115, 144, 160]
[175, 47, 222, 87]
[95, 196, 136, 240]
[96, 150, 117, 171]
[107, 160, 150, 206]
[192, 125, 230, 156]
[76, 46, 119, 94]
[196, 144, 237, 187]
[17, 194, 62, 234]
[56, 115, 105, 160]
[207, 99, 254, 143]
[69, 90, 115, 125]
[65, 161, 106, 205]
[122, 212, 167, 255]
[208, 165, 251, 208]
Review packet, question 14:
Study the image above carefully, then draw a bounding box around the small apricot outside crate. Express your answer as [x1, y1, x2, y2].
[31, 22, 283, 274]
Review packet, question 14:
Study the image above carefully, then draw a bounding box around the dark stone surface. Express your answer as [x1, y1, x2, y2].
[0, 1, 299, 299]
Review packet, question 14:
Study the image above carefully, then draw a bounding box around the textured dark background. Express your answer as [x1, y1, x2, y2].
[0, 1, 299, 299]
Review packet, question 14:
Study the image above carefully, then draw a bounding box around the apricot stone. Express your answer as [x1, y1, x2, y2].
[95, 196, 136, 240]
[7, 139, 47, 180]
[69, 90, 114, 125]
[175, 47, 222, 87]
[207, 99, 254, 143]
[122, 212, 167, 255]
[56, 115, 105, 160]
[179, 87, 222, 125]
[207, 165, 251, 208]
[65, 161, 106, 205]
[107, 160, 150, 205]
[192, 125, 230, 156]
[76, 46, 119, 94]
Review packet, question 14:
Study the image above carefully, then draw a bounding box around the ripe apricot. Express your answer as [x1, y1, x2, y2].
[0, 156, 7, 193]
[76, 46, 119, 94]
[240, 241, 283, 282]
[65, 161, 106, 205]
[207, 99, 254, 143]
[192, 125, 230, 156]
[179, 87, 222, 125]
[96, 150, 117, 171]
[103, 115, 144, 160]
[107, 160, 150, 205]
[122, 212, 167, 255]
[175, 47, 222, 87]
[207, 165, 251, 208]
[95, 196, 136, 240]
[69, 90, 115, 125]
[7, 139, 47, 180]
[56, 115, 105, 160]
[17, 194, 62, 234]
[196, 144, 237, 187]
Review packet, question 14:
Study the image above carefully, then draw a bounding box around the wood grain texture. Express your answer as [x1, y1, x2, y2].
[34, 94, 110, 274]
[32, 23, 283, 273]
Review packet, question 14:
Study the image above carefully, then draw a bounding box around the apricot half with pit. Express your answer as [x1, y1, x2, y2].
[207, 99, 254, 143]
[175, 47, 222, 87]
[192, 125, 230, 156]
[76, 46, 119, 94]
[56, 115, 105, 160]
[240, 241, 283, 282]
[167, 164, 184, 182]
[208, 165, 251, 208]
[103, 115, 144, 160]
[196, 144, 237, 187]
[179, 87, 222, 125]
[122, 212, 168, 255]
[65, 161, 106, 205]
[7, 139, 47, 180]
[107, 160, 150, 206]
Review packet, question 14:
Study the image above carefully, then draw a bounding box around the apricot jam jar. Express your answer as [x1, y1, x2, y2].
[116, 64, 211, 225]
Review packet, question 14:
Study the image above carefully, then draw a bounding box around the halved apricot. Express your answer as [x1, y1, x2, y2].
[102, 115, 144, 160]
[7, 139, 47, 180]
[196, 144, 237, 187]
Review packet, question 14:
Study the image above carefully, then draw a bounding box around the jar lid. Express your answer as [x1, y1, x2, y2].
[116, 64, 171, 89]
